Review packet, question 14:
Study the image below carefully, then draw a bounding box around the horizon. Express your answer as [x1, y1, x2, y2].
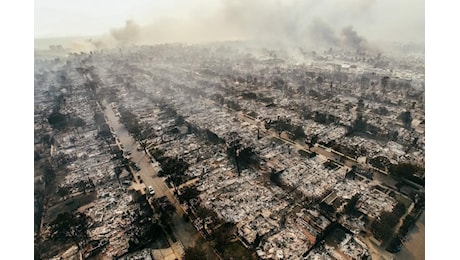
[35, 0, 425, 52]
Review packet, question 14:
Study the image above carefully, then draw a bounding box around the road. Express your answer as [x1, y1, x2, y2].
[102, 101, 201, 251]
[395, 212, 425, 260]
[104, 102, 181, 209]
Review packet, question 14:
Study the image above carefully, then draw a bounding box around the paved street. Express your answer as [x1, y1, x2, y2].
[395, 212, 425, 260]
[104, 102, 181, 209]
[103, 101, 200, 252]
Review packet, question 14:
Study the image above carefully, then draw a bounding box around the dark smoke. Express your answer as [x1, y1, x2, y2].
[341, 26, 367, 50]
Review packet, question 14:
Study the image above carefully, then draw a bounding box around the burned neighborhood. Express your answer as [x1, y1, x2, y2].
[34, 1, 425, 259]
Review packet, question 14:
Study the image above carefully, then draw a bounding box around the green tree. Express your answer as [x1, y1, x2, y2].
[139, 140, 149, 153]
[381, 76, 389, 88]
[214, 222, 235, 253]
[227, 131, 242, 176]
[48, 111, 68, 130]
[316, 76, 324, 85]
[183, 246, 207, 260]
[374, 106, 389, 116]
[399, 111, 412, 129]
[352, 114, 367, 133]
[238, 146, 259, 170]
[371, 208, 402, 241]
[392, 202, 406, 217]
[50, 212, 90, 251]
[159, 157, 189, 192]
[389, 162, 424, 181]
[179, 186, 200, 204]
[292, 125, 306, 140]
[345, 193, 360, 215]
[270, 169, 283, 187]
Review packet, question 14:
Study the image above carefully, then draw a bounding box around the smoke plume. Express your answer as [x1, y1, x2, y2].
[110, 20, 140, 46]
[340, 26, 367, 50]
[63, 0, 423, 53]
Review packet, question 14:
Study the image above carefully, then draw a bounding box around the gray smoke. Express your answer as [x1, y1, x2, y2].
[340, 26, 367, 50]
[88, 39, 108, 49]
[110, 20, 140, 46]
[308, 18, 339, 48]
[86, 0, 423, 54]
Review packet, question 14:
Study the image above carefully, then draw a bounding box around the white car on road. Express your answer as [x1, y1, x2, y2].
[147, 186, 155, 195]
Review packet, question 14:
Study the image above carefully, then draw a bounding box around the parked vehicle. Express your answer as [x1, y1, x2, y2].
[147, 186, 155, 195]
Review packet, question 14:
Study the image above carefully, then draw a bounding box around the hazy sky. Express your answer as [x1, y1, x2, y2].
[34, 0, 221, 38]
[35, 0, 166, 37]
[35, 0, 424, 46]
